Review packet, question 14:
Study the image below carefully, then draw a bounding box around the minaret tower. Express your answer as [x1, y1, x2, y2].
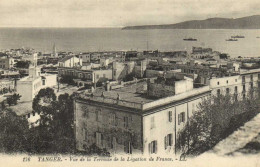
[53, 43, 57, 57]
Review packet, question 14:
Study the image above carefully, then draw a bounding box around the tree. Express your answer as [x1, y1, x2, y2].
[6, 93, 21, 106]
[31, 88, 76, 153]
[60, 75, 76, 86]
[12, 93, 21, 105]
[177, 91, 260, 156]
[0, 109, 30, 153]
[6, 97, 12, 107]
[15, 61, 31, 69]
[50, 93, 75, 153]
[1, 101, 5, 110]
[33, 88, 57, 126]
[123, 72, 135, 82]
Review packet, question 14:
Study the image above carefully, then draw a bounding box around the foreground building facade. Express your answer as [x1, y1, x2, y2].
[74, 78, 210, 155]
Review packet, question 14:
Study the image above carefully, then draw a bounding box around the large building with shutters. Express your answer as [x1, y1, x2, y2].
[74, 77, 211, 155]
[208, 68, 260, 101]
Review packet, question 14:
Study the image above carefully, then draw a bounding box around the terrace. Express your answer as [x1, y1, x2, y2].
[76, 80, 211, 111]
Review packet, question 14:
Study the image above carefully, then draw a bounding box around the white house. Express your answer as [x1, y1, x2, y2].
[17, 54, 57, 102]
[58, 56, 82, 68]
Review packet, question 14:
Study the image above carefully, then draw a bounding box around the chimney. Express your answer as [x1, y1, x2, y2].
[105, 81, 111, 91]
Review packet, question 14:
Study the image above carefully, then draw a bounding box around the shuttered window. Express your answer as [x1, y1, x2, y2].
[164, 134, 173, 149]
[124, 116, 128, 128]
[150, 117, 155, 129]
[95, 132, 103, 148]
[149, 140, 157, 154]
[168, 111, 172, 122]
[110, 113, 116, 126]
[111, 137, 117, 150]
[83, 129, 87, 141]
[124, 141, 133, 154]
[178, 112, 185, 125]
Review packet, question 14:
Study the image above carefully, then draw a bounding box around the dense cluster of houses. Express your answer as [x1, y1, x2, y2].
[1, 46, 260, 155]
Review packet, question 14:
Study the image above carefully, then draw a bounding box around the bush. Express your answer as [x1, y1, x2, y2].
[60, 75, 76, 86]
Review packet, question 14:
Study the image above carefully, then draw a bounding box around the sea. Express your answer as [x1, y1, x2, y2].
[0, 28, 260, 58]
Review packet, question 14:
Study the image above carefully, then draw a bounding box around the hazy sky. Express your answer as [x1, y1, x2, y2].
[0, 0, 259, 27]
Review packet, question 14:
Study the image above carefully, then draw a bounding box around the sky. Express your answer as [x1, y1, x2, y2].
[0, 0, 259, 27]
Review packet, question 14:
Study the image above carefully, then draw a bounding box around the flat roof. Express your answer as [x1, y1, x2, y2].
[77, 80, 211, 110]
[93, 81, 153, 104]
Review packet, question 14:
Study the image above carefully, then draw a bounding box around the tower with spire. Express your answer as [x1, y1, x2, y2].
[53, 43, 57, 57]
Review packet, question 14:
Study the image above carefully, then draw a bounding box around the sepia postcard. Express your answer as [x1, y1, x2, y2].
[0, 0, 260, 166]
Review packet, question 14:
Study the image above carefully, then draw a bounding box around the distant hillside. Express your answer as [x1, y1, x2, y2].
[122, 15, 260, 30]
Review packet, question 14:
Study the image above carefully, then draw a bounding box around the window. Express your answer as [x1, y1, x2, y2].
[168, 111, 172, 122]
[149, 140, 157, 154]
[226, 88, 230, 94]
[95, 110, 101, 121]
[217, 81, 219, 85]
[28, 113, 30, 118]
[226, 80, 228, 84]
[95, 132, 103, 147]
[250, 75, 253, 81]
[150, 116, 155, 129]
[124, 141, 133, 154]
[83, 109, 89, 118]
[164, 134, 173, 149]
[242, 76, 245, 82]
[235, 79, 237, 82]
[234, 94, 238, 101]
[32, 112, 35, 116]
[178, 112, 185, 125]
[110, 113, 117, 126]
[42, 79, 45, 85]
[243, 93, 246, 100]
[83, 129, 87, 141]
[124, 116, 129, 128]
[217, 89, 221, 96]
[235, 86, 238, 94]
[251, 82, 253, 88]
[243, 85, 246, 92]
[111, 137, 117, 150]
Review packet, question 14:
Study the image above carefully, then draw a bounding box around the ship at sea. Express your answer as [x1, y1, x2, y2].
[183, 38, 197, 41]
[226, 38, 238, 41]
[231, 35, 245, 38]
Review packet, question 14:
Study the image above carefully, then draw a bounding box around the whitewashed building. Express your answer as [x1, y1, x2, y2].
[17, 54, 57, 102]
[58, 56, 82, 68]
